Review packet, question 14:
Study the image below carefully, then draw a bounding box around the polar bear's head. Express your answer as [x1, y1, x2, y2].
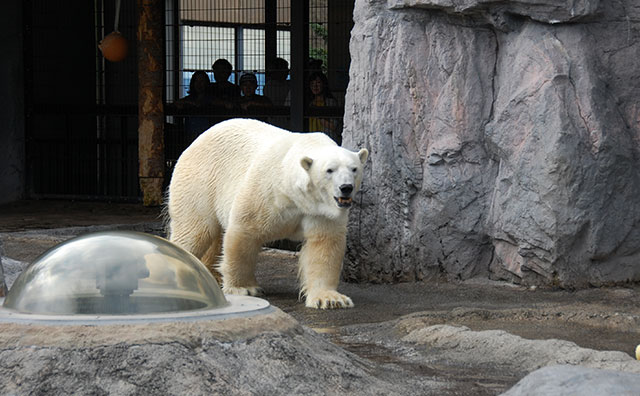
[300, 146, 369, 217]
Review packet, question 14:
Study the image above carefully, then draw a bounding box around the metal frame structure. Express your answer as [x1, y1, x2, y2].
[23, 0, 352, 201]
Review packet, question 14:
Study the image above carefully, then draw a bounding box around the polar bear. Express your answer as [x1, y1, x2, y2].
[166, 118, 368, 309]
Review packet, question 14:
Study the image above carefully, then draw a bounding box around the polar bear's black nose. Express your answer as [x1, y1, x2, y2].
[339, 184, 353, 196]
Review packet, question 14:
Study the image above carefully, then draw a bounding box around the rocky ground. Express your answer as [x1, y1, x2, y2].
[1, 200, 640, 395]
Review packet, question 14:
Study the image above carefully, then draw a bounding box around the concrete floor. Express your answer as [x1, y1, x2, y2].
[2, 200, 640, 394]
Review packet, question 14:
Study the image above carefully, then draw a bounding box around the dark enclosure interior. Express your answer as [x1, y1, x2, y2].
[25, 0, 354, 200]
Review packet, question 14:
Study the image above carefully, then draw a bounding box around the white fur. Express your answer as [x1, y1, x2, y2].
[167, 118, 368, 309]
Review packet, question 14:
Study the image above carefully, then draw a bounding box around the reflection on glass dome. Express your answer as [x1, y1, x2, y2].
[3, 231, 228, 315]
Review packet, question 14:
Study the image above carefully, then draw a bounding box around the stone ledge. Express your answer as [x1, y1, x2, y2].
[387, 0, 600, 24]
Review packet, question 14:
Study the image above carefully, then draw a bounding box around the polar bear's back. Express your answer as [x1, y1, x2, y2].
[175, 118, 287, 172]
[168, 118, 326, 229]
[188, 118, 288, 158]
[172, 118, 335, 182]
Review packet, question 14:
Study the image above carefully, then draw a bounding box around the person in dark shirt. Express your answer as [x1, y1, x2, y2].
[176, 70, 212, 108]
[175, 70, 214, 134]
[208, 58, 241, 107]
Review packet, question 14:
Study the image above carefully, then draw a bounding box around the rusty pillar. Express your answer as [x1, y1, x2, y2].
[137, 0, 164, 206]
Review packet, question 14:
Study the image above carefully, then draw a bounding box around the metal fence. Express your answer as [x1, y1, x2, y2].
[25, 0, 353, 200]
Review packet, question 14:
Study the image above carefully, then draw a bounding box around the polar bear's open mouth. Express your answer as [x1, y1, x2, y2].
[335, 197, 353, 208]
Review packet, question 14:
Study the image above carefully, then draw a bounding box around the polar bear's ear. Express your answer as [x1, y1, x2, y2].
[296, 157, 313, 192]
[358, 149, 369, 164]
[301, 156, 313, 171]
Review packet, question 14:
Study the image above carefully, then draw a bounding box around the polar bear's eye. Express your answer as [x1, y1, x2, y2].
[326, 168, 334, 174]
[351, 167, 358, 173]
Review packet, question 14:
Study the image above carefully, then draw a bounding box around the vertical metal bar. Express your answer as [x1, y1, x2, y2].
[23, 0, 34, 197]
[95, 0, 105, 194]
[137, 0, 165, 206]
[64, 113, 72, 194]
[236, 26, 243, 73]
[265, 0, 277, 75]
[121, 115, 128, 196]
[290, 0, 308, 131]
[172, 0, 180, 100]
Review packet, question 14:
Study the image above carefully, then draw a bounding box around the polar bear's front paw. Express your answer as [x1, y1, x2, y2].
[305, 290, 354, 309]
[223, 285, 263, 297]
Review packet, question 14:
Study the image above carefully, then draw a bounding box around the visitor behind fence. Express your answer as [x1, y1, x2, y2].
[307, 71, 340, 144]
[174, 70, 214, 135]
[264, 57, 291, 107]
[208, 58, 241, 107]
[237, 73, 272, 114]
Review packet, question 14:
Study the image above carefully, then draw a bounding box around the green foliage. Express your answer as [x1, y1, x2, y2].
[310, 23, 328, 40]
[309, 48, 328, 72]
[309, 23, 328, 72]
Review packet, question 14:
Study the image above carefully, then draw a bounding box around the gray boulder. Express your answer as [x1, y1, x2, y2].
[401, 324, 640, 374]
[0, 309, 443, 395]
[343, 0, 640, 286]
[0, 242, 6, 297]
[0, 256, 26, 291]
[500, 365, 640, 396]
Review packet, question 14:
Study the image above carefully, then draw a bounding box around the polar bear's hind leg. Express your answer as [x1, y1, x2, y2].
[169, 219, 212, 260]
[219, 225, 263, 296]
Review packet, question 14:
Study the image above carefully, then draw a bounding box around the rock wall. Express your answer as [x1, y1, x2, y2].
[343, 0, 640, 287]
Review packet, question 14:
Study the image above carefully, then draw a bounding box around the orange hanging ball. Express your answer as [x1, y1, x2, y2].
[99, 31, 129, 62]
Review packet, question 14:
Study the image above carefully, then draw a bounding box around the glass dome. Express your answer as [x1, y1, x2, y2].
[3, 231, 228, 315]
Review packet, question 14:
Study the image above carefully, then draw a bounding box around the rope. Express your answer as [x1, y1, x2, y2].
[114, 0, 122, 32]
